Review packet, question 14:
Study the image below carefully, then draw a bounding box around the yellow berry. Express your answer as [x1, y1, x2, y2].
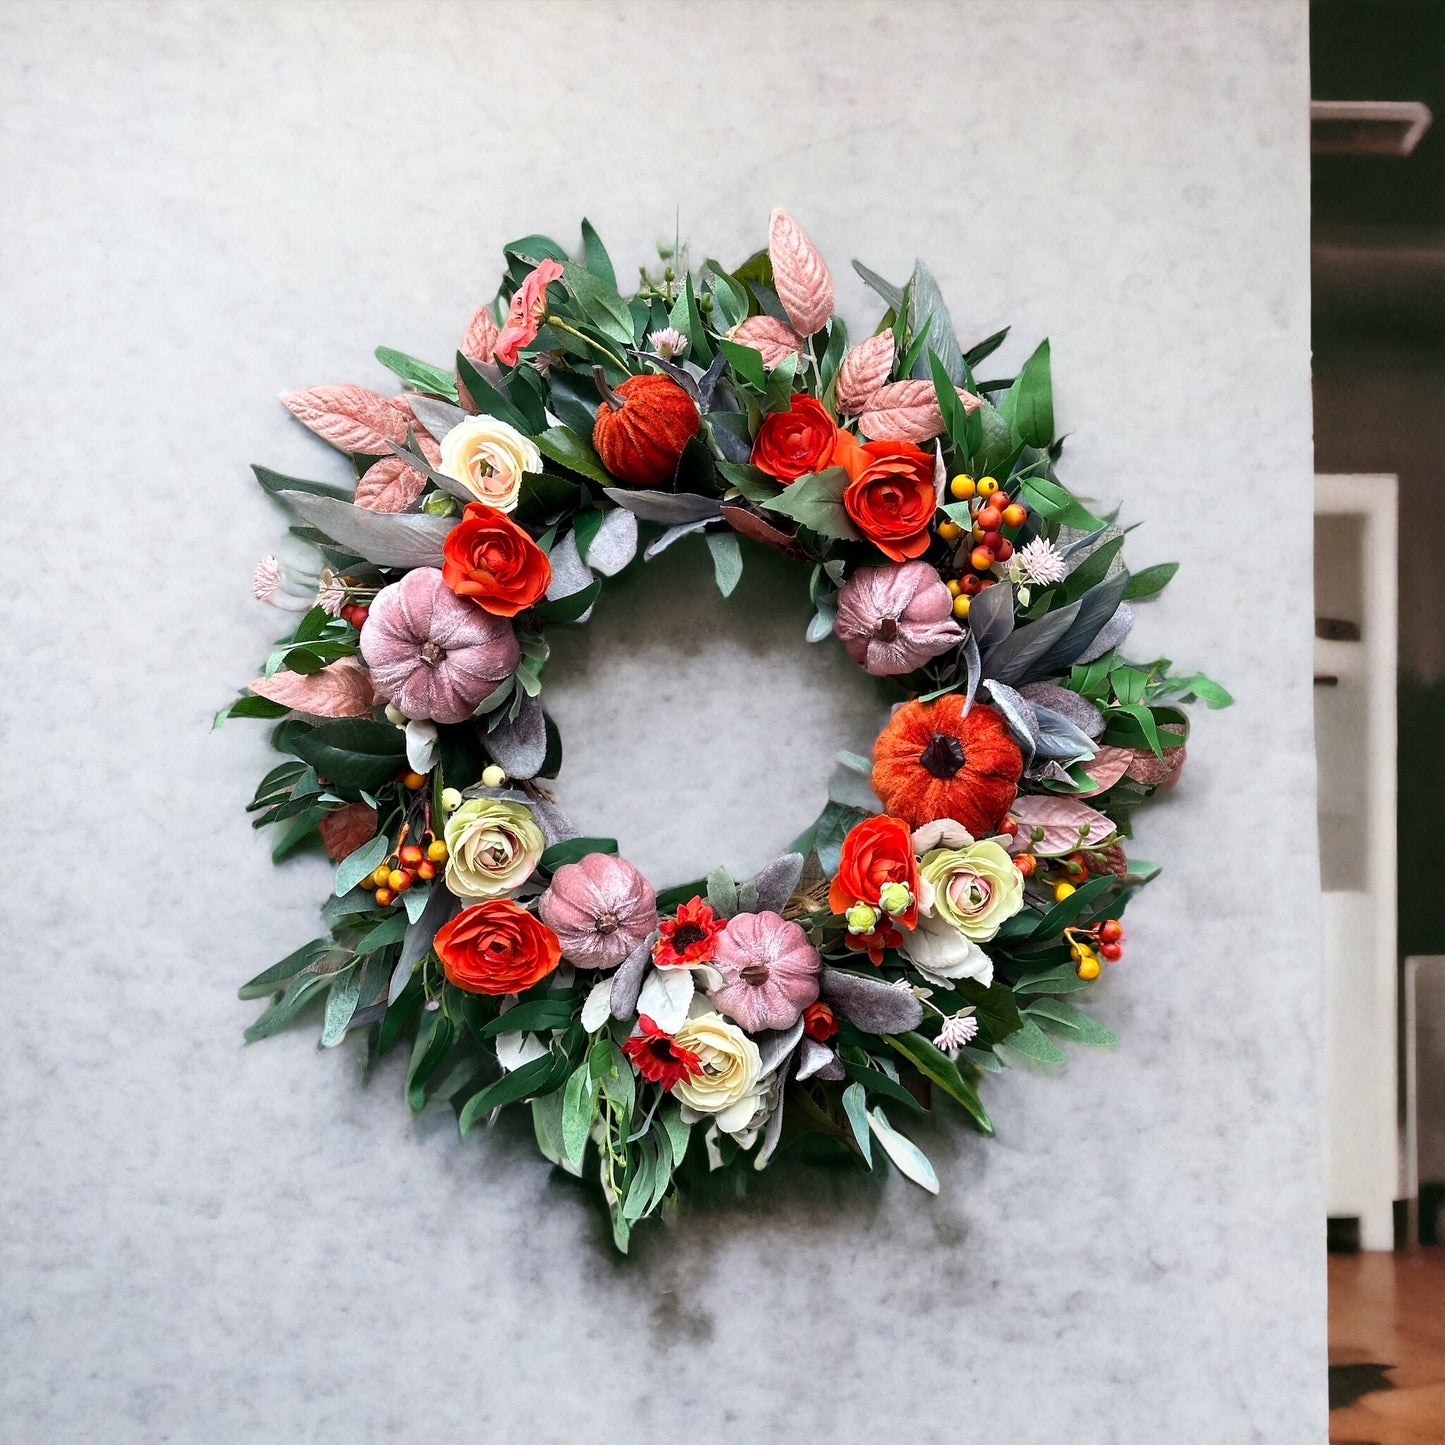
[387, 869, 408, 892]
[949, 474, 976, 500]
[1053, 881, 1076, 902]
[945, 577, 963, 596]
[371, 865, 391, 888]
[1077, 956, 1101, 981]
[951, 595, 971, 619]
[440, 787, 463, 812]
[402, 771, 427, 791]
[374, 887, 394, 906]
[977, 476, 1000, 497]
[359, 874, 377, 891]
[426, 839, 448, 862]
[937, 520, 962, 541]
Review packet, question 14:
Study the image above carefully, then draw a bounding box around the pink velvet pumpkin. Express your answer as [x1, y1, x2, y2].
[708, 910, 822, 1033]
[360, 566, 520, 725]
[537, 852, 658, 970]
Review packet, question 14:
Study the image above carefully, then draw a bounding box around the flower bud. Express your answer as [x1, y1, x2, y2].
[878, 881, 914, 917]
[383, 703, 407, 726]
[846, 902, 880, 935]
[481, 764, 506, 789]
[421, 490, 458, 517]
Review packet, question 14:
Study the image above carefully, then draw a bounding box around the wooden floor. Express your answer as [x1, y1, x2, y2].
[1329, 1248, 1445, 1444]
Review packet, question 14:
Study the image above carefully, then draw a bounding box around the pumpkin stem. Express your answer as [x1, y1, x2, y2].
[591, 364, 623, 412]
[919, 732, 966, 779]
[740, 962, 771, 987]
[876, 616, 899, 643]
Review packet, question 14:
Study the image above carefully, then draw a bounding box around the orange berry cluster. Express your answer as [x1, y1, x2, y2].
[1065, 918, 1124, 980]
[939, 475, 1030, 619]
[361, 835, 449, 907]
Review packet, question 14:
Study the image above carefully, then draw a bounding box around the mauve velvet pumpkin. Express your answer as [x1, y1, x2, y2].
[708, 910, 822, 1033]
[360, 567, 520, 725]
[537, 852, 658, 971]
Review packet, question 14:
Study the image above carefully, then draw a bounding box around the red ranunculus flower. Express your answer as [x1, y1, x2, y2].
[494, 258, 563, 368]
[652, 896, 726, 968]
[622, 1014, 704, 1090]
[828, 813, 921, 965]
[802, 1001, 838, 1041]
[751, 394, 845, 483]
[433, 899, 561, 995]
[442, 502, 552, 618]
[838, 436, 937, 562]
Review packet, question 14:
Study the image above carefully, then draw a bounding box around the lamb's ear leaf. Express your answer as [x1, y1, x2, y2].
[752, 853, 805, 914]
[271, 490, 450, 568]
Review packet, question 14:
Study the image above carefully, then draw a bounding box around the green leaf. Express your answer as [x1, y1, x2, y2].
[334, 833, 389, 897]
[1011, 962, 1093, 996]
[529, 577, 602, 625]
[667, 274, 713, 365]
[840, 1081, 873, 1166]
[661, 1102, 691, 1170]
[289, 719, 407, 793]
[1112, 702, 1164, 756]
[998, 1017, 1067, 1065]
[252, 464, 353, 503]
[999, 339, 1053, 448]
[215, 694, 291, 725]
[952, 977, 1024, 1042]
[963, 326, 1010, 369]
[716, 460, 781, 504]
[579, 218, 615, 288]
[560, 262, 633, 346]
[534, 425, 613, 485]
[1025, 998, 1119, 1047]
[562, 1065, 596, 1167]
[1124, 562, 1179, 600]
[238, 939, 328, 1000]
[1021, 474, 1106, 532]
[719, 336, 767, 391]
[841, 1060, 926, 1116]
[354, 910, 409, 957]
[503, 233, 569, 265]
[928, 349, 975, 452]
[1112, 666, 1147, 705]
[1061, 535, 1125, 604]
[760, 466, 860, 541]
[455, 354, 533, 433]
[459, 1052, 568, 1134]
[706, 530, 743, 597]
[883, 1032, 994, 1135]
[571, 506, 605, 560]
[320, 964, 364, 1046]
[479, 996, 577, 1038]
[1031, 872, 1117, 937]
[406, 1011, 456, 1112]
[866, 1107, 939, 1193]
[540, 836, 618, 871]
[374, 347, 458, 400]
[244, 969, 333, 1042]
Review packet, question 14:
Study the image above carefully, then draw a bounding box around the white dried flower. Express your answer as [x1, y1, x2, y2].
[1015, 537, 1067, 587]
[936, 1008, 979, 1056]
[251, 556, 283, 603]
[316, 567, 348, 617]
[648, 326, 690, 361]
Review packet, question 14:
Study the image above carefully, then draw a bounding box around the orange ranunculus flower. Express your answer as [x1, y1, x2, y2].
[828, 813, 920, 964]
[751, 394, 845, 483]
[838, 436, 936, 562]
[433, 899, 561, 995]
[442, 502, 552, 618]
[494, 258, 563, 368]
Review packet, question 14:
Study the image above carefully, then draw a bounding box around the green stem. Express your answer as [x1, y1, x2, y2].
[544, 315, 629, 372]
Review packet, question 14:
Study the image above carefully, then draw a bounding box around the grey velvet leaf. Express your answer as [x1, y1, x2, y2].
[485, 693, 547, 779]
[819, 968, 924, 1035]
[602, 487, 723, 525]
[1031, 705, 1100, 763]
[529, 798, 580, 847]
[706, 412, 753, 463]
[908, 259, 966, 384]
[585, 507, 638, 576]
[967, 578, 1017, 653]
[1030, 571, 1131, 678]
[852, 259, 905, 311]
[406, 394, 470, 441]
[1026, 759, 1076, 785]
[275, 490, 450, 568]
[634, 353, 701, 402]
[983, 680, 1041, 762]
[1018, 682, 1105, 738]
[962, 628, 982, 716]
[796, 1036, 842, 1082]
[644, 518, 713, 559]
[752, 853, 805, 914]
[695, 349, 728, 410]
[755, 1019, 805, 1075]
[608, 936, 654, 1020]
[1076, 600, 1136, 664]
[544, 531, 595, 620]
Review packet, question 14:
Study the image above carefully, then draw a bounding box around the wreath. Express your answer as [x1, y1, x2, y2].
[227, 211, 1230, 1251]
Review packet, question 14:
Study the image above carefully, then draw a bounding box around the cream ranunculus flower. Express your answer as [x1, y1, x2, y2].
[438, 416, 542, 513]
[917, 839, 1024, 942]
[443, 797, 545, 900]
[671, 1012, 765, 1133]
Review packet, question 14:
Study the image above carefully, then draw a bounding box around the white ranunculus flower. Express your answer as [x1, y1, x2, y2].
[670, 1012, 765, 1132]
[901, 914, 996, 990]
[439, 415, 542, 513]
[443, 797, 545, 899]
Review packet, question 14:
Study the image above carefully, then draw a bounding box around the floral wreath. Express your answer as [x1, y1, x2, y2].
[228, 211, 1229, 1251]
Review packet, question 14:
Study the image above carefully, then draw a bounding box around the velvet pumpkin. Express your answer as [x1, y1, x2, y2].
[360, 566, 520, 725]
[537, 852, 659, 970]
[871, 697, 1024, 834]
[707, 910, 822, 1033]
[591, 368, 699, 487]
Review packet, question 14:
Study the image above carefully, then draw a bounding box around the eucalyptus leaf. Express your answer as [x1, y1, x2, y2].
[867, 1108, 939, 1193]
[841, 1081, 873, 1166]
[706, 529, 743, 597]
[334, 833, 390, 897]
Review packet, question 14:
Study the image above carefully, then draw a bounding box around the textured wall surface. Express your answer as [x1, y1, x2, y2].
[0, 2, 1324, 1441]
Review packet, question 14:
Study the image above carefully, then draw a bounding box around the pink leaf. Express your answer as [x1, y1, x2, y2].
[768, 209, 834, 336]
[355, 455, 428, 513]
[320, 802, 379, 862]
[1006, 795, 1117, 857]
[280, 385, 411, 455]
[248, 656, 376, 719]
[834, 333, 895, 414]
[730, 315, 806, 369]
[1077, 744, 1134, 796]
[857, 381, 981, 443]
[1126, 729, 1187, 789]
[461, 305, 500, 363]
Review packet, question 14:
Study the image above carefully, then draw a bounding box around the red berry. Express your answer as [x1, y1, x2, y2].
[1101, 942, 1123, 961]
[982, 530, 1004, 551]
[349, 606, 369, 629]
[995, 539, 1015, 561]
[960, 573, 985, 595]
[1099, 919, 1123, 943]
[399, 843, 424, 868]
[999, 815, 1019, 836]
[977, 506, 1003, 531]
[969, 546, 996, 572]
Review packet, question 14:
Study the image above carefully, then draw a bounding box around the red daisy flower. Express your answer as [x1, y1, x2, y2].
[622, 1015, 704, 1091]
[652, 896, 725, 968]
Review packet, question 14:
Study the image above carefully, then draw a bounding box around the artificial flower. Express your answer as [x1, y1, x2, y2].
[433, 898, 561, 995]
[441, 502, 552, 617]
[652, 896, 726, 968]
[647, 326, 689, 360]
[1014, 536, 1067, 586]
[493, 258, 563, 367]
[802, 1001, 838, 1041]
[707, 910, 822, 1033]
[443, 797, 546, 900]
[936, 1008, 979, 1055]
[622, 1014, 703, 1090]
[251, 555, 282, 603]
[829, 814, 920, 964]
[315, 566, 349, 617]
[537, 852, 658, 970]
[832, 561, 965, 675]
[670, 1012, 766, 1132]
[871, 696, 1024, 834]
[918, 838, 1024, 942]
[900, 916, 995, 989]
[438, 415, 542, 513]
[837, 436, 937, 561]
[751, 394, 844, 483]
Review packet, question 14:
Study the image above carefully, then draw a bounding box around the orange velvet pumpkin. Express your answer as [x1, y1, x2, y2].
[591, 369, 699, 487]
[871, 697, 1024, 835]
